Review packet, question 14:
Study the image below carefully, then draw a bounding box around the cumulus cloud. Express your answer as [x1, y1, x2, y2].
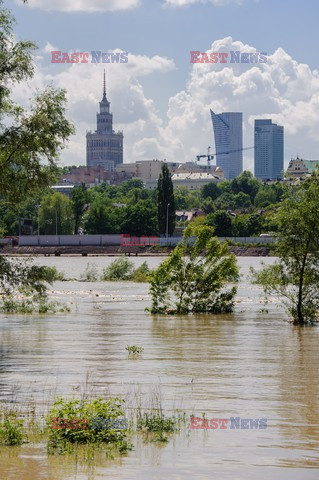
[161, 37, 319, 170]
[12, 38, 319, 171]
[17, 0, 140, 13]
[164, 0, 243, 7]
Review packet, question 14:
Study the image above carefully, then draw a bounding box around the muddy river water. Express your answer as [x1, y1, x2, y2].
[0, 256, 318, 479]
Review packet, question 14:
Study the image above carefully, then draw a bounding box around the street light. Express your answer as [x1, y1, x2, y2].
[166, 202, 170, 238]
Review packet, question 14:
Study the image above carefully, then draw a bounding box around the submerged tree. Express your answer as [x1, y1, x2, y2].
[148, 225, 238, 314]
[252, 173, 319, 325]
[0, 1, 74, 310]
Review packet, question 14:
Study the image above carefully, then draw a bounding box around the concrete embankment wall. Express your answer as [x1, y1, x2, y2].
[18, 235, 276, 247]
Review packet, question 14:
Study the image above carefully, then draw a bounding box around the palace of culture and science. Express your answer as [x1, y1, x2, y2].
[86, 71, 123, 169]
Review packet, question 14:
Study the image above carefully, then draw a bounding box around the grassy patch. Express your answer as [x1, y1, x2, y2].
[0, 297, 70, 314]
[0, 413, 24, 446]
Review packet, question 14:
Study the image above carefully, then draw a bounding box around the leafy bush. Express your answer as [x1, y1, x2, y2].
[46, 397, 129, 453]
[0, 414, 24, 446]
[80, 263, 99, 282]
[102, 258, 134, 281]
[41, 266, 65, 282]
[131, 262, 150, 282]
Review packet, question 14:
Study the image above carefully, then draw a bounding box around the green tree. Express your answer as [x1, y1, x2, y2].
[157, 164, 176, 235]
[0, 2, 74, 309]
[0, 2, 74, 204]
[214, 192, 236, 211]
[120, 200, 158, 236]
[205, 210, 233, 236]
[254, 188, 277, 208]
[217, 180, 231, 196]
[39, 192, 74, 235]
[201, 182, 219, 200]
[252, 174, 319, 324]
[147, 225, 238, 314]
[232, 214, 249, 237]
[233, 192, 252, 210]
[71, 183, 90, 234]
[231, 171, 261, 202]
[246, 213, 264, 236]
[83, 196, 117, 234]
[174, 186, 201, 210]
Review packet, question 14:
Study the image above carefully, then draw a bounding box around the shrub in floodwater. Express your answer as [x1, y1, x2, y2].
[131, 262, 150, 282]
[136, 412, 178, 434]
[0, 414, 24, 446]
[0, 297, 69, 314]
[102, 258, 134, 281]
[41, 266, 66, 282]
[125, 345, 144, 355]
[79, 262, 99, 282]
[46, 397, 130, 454]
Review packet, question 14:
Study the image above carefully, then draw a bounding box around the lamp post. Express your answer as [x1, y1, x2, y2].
[166, 202, 170, 238]
[55, 208, 58, 236]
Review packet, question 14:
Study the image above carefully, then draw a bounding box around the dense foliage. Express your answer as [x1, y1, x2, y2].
[0, 171, 288, 238]
[252, 172, 319, 325]
[46, 397, 129, 453]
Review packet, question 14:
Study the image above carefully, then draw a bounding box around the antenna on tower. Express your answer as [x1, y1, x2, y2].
[103, 69, 106, 99]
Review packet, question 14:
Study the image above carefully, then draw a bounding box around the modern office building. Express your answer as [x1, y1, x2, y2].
[86, 71, 123, 169]
[254, 119, 284, 180]
[210, 110, 243, 180]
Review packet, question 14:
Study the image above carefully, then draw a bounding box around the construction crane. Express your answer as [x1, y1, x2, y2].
[196, 146, 255, 167]
[196, 147, 213, 167]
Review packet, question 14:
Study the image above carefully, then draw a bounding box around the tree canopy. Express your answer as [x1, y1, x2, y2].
[252, 173, 319, 324]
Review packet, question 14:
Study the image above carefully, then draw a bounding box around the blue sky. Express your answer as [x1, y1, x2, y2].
[8, 0, 319, 169]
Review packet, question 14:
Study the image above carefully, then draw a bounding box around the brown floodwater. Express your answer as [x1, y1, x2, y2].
[0, 256, 318, 479]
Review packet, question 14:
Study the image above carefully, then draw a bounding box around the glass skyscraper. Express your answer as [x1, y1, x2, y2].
[254, 119, 284, 180]
[210, 110, 243, 180]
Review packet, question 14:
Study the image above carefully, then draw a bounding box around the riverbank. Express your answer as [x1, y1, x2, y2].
[0, 244, 271, 256]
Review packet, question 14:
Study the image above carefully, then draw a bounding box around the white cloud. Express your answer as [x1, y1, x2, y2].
[43, 42, 58, 53]
[164, 0, 243, 7]
[160, 37, 319, 171]
[12, 38, 319, 172]
[18, 0, 140, 13]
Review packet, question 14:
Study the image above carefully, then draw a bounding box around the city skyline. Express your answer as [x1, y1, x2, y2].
[9, 0, 319, 170]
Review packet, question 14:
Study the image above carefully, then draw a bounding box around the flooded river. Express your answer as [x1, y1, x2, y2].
[0, 257, 318, 479]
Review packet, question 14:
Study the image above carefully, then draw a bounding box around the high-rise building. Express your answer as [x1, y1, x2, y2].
[86, 71, 123, 169]
[254, 119, 284, 180]
[210, 110, 243, 180]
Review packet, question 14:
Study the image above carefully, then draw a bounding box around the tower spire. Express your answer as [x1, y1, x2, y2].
[103, 69, 106, 99]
